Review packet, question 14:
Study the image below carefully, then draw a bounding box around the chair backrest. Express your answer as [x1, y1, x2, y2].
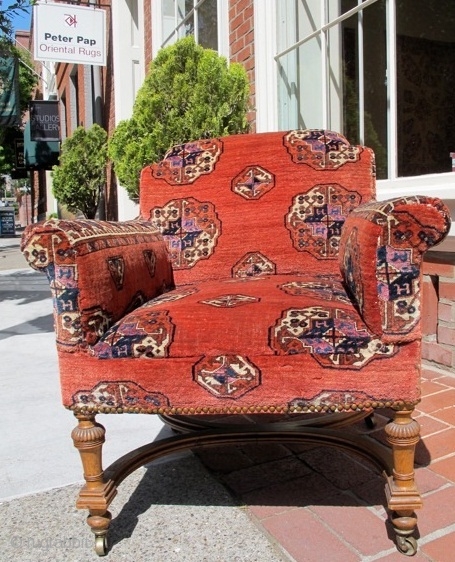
[140, 129, 376, 286]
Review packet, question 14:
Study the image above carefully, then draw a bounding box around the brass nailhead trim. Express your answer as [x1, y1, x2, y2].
[69, 398, 420, 416]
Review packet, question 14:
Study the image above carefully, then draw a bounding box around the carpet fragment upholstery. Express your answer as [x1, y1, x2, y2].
[21, 129, 451, 416]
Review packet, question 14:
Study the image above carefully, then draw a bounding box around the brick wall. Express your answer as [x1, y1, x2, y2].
[422, 245, 455, 372]
[144, 2, 153, 69]
[229, 0, 256, 130]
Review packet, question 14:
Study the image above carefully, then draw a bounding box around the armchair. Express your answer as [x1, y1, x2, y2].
[22, 129, 451, 556]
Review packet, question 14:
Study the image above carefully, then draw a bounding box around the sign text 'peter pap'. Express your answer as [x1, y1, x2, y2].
[44, 34, 98, 46]
[33, 2, 106, 66]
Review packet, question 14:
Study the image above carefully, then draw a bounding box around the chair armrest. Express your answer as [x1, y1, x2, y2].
[21, 219, 174, 352]
[339, 196, 451, 343]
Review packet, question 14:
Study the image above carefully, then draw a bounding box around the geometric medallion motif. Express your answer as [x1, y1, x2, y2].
[194, 355, 261, 398]
[150, 197, 221, 269]
[72, 381, 170, 410]
[270, 306, 396, 369]
[283, 129, 361, 170]
[279, 278, 351, 304]
[152, 138, 223, 185]
[91, 309, 174, 359]
[59, 310, 82, 346]
[143, 287, 198, 308]
[289, 390, 377, 412]
[143, 249, 157, 278]
[25, 239, 51, 268]
[377, 245, 420, 333]
[51, 263, 82, 347]
[286, 184, 361, 259]
[107, 256, 125, 290]
[82, 305, 113, 345]
[340, 226, 364, 311]
[231, 165, 275, 199]
[232, 251, 276, 277]
[342, 196, 451, 337]
[200, 294, 260, 308]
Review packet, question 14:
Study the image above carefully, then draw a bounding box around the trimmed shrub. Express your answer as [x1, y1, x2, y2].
[108, 35, 250, 199]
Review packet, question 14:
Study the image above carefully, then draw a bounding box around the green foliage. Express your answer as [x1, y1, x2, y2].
[109, 35, 250, 199]
[16, 45, 37, 114]
[0, 2, 38, 175]
[52, 124, 108, 219]
[0, 46, 38, 175]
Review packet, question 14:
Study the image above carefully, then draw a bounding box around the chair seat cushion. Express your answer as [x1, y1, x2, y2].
[59, 274, 421, 414]
[92, 274, 389, 362]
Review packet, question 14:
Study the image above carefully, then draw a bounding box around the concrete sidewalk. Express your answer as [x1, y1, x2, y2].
[1, 233, 455, 561]
[0, 234, 289, 562]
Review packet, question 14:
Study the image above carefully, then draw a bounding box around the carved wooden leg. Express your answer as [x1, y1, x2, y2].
[384, 408, 423, 556]
[71, 413, 117, 556]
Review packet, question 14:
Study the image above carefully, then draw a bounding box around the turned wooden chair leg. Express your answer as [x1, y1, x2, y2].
[384, 408, 423, 556]
[71, 413, 117, 556]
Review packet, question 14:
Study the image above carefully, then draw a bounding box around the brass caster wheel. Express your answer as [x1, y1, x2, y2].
[396, 535, 417, 556]
[94, 534, 108, 556]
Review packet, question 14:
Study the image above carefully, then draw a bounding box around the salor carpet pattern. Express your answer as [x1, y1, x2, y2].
[21, 130, 451, 415]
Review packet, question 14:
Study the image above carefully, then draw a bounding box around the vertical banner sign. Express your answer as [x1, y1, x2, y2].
[0, 54, 20, 126]
[29, 101, 60, 142]
[14, 138, 26, 169]
[33, 2, 106, 66]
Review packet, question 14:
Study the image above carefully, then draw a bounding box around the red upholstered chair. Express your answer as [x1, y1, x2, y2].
[22, 130, 451, 556]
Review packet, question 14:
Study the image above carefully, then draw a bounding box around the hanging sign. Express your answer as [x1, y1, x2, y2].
[14, 138, 26, 169]
[0, 54, 20, 126]
[29, 101, 60, 142]
[33, 2, 106, 66]
[24, 121, 60, 170]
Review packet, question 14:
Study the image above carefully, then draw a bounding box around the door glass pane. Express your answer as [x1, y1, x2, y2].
[176, 0, 194, 37]
[362, 0, 387, 178]
[198, 0, 218, 50]
[397, 0, 455, 176]
[299, 0, 322, 33]
[331, 0, 357, 21]
[176, 0, 193, 21]
[163, 0, 174, 16]
[162, 0, 176, 45]
[340, 14, 359, 142]
[278, 36, 324, 130]
[327, 23, 343, 133]
[340, 2, 387, 178]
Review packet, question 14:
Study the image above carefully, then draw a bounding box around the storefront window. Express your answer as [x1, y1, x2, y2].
[276, 0, 455, 180]
[396, 0, 455, 176]
[161, 0, 218, 51]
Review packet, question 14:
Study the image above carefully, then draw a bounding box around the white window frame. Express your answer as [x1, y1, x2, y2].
[254, 0, 277, 132]
[112, 0, 145, 220]
[151, 0, 228, 58]
[254, 0, 453, 229]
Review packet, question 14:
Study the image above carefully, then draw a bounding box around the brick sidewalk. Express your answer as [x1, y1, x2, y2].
[196, 366, 455, 561]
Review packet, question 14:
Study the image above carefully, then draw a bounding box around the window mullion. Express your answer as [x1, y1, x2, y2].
[193, 0, 198, 44]
[275, 0, 379, 62]
[386, 0, 397, 180]
[322, 1, 328, 128]
[358, 2, 365, 143]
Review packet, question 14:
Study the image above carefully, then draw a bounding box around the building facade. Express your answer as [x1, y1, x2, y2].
[38, 0, 454, 229]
